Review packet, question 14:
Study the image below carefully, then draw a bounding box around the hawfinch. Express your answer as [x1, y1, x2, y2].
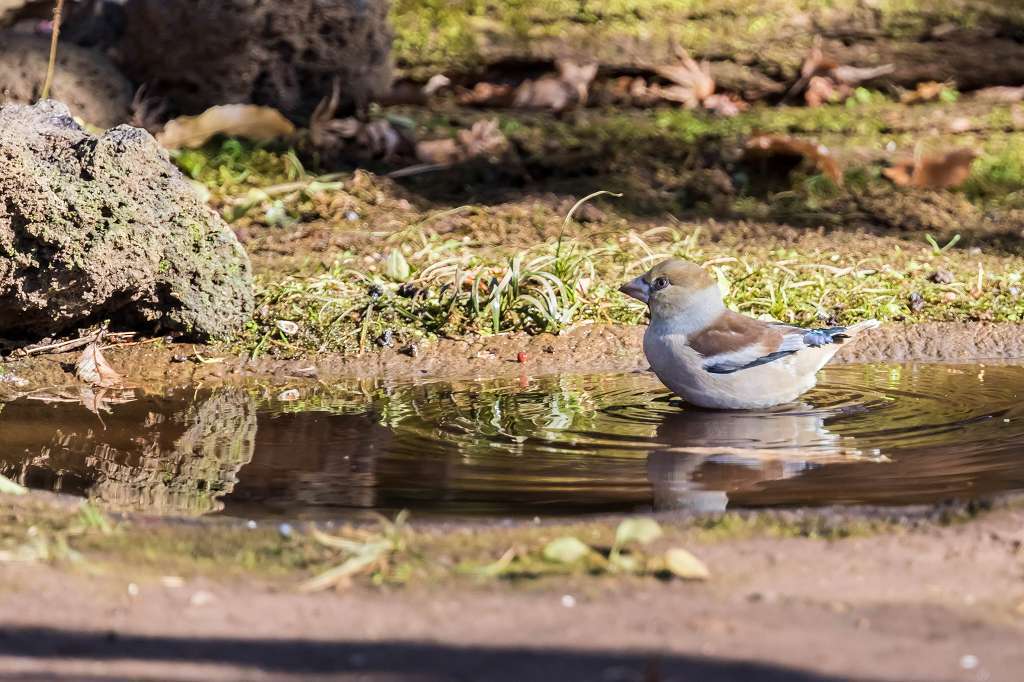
[620, 259, 878, 410]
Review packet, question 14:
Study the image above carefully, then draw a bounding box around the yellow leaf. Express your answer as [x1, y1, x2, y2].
[665, 548, 710, 581]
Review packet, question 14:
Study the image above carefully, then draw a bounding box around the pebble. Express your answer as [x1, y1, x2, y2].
[127, 583, 139, 597]
[277, 389, 300, 402]
[561, 594, 576, 608]
[345, 210, 360, 222]
[190, 591, 215, 607]
[278, 523, 294, 538]
[160, 576, 185, 589]
[960, 654, 979, 670]
[276, 320, 300, 336]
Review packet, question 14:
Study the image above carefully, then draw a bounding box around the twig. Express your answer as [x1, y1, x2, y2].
[39, 0, 66, 101]
[8, 332, 135, 360]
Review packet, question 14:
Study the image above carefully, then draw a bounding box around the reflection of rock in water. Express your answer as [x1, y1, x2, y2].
[647, 406, 844, 512]
[225, 413, 392, 513]
[0, 390, 256, 515]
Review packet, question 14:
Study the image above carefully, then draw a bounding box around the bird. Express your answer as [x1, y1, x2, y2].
[619, 258, 879, 410]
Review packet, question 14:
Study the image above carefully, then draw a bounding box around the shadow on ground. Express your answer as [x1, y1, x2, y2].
[0, 626, 865, 681]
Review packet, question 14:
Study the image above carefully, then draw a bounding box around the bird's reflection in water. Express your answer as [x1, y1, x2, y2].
[646, 403, 865, 512]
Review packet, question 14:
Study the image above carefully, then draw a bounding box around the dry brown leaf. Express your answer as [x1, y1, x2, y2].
[899, 81, 949, 104]
[805, 75, 847, 108]
[744, 134, 843, 185]
[513, 60, 597, 112]
[702, 93, 747, 117]
[883, 148, 977, 189]
[457, 82, 516, 107]
[415, 118, 507, 166]
[76, 342, 123, 388]
[157, 104, 295, 149]
[790, 38, 891, 106]
[654, 50, 715, 103]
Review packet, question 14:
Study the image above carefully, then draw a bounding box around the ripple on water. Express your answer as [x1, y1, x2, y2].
[0, 363, 1022, 517]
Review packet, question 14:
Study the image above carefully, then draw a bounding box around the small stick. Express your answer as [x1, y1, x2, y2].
[39, 0, 66, 101]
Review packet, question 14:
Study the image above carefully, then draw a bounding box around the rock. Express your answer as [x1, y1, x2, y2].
[0, 100, 254, 341]
[0, 31, 132, 128]
[119, 0, 393, 121]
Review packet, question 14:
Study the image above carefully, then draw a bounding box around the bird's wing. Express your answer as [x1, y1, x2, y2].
[692, 313, 849, 375]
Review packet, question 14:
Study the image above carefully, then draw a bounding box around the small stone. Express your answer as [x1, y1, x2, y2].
[189, 591, 215, 607]
[375, 330, 394, 348]
[943, 291, 958, 302]
[908, 292, 925, 312]
[1009, 286, 1020, 298]
[127, 583, 139, 597]
[929, 269, 955, 284]
[345, 210, 360, 222]
[960, 654, 979, 670]
[160, 576, 185, 589]
[277, 389, 300, 401]
[561, 594, 576, 608]
[516, 352, 528, 363]
[367, 284, 384, 300]
[171, 354, 189, 363]
[276, 320, 300, 336]
[397, 283, 419, 298]
[399, 344, 418, 358]
[290, 366, 318, 378]
[246, 520, 258, 529]
[278, 523, 294, 538]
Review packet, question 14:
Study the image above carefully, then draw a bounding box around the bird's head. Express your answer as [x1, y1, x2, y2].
[619, 259, 721, 322]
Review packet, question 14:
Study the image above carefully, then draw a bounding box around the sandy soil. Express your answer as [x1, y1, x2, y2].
[1, 500, 1023, 681]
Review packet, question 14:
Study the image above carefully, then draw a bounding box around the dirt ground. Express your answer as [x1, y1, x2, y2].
[2, 320, 1023, 395]
[0, 496, 1022, 681]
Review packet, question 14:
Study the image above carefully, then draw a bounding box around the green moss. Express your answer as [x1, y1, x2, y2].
[389, 0, 1021, 77]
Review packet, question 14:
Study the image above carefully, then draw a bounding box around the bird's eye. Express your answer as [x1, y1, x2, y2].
[652, 277, 669, 290]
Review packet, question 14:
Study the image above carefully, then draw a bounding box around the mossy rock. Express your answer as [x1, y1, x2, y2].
[0, 100, 254, 341]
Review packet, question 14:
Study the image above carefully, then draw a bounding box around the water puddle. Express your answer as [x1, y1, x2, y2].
[1, 363, 1022, 518]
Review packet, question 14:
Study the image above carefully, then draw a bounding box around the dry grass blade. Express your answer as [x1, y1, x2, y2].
[39, 0, 64, 101]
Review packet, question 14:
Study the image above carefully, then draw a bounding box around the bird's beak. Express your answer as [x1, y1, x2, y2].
[619, 276, 650, 304]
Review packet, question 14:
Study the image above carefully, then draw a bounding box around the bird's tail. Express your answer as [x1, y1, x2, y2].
[834, 319, 880, 342]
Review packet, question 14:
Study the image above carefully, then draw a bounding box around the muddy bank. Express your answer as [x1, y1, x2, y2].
[0, 492, 1022, 681]
[2, 321, 1022, 391]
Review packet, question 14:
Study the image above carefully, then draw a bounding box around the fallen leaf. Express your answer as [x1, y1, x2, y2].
[883, 148, 977, 189]
[76, 342, 123, 388]
[513, 60, 598, 112]
[899, 81, 951, 104]
[157, 104, 295, 149]
[614, 518, 663, 549]
[664, 547, 710, 580]
[384, 249, 411, 281]
[414, 118, 508, 166]
[457, 82, 516, 108]
[789, 38, 892, 106]
[542, 536, 593, 564]
[744, 134, 843, 185]
[702, 93, 747, 117]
